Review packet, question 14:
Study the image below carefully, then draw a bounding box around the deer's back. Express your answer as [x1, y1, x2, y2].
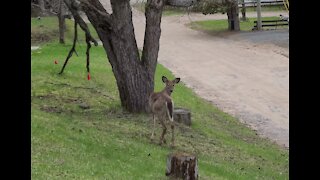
[149, 92, 172, 114]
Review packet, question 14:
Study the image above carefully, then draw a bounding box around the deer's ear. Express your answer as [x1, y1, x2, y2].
[174, 78, 180, 84]
[162, 76, 168, 83]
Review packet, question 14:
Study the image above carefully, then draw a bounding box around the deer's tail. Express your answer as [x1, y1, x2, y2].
[166, 100, 174, 122]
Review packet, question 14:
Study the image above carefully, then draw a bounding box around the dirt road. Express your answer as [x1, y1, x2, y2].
[99, 1, 289, 148]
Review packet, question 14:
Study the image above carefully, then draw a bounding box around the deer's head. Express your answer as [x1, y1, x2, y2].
[162, 76, 180, 95]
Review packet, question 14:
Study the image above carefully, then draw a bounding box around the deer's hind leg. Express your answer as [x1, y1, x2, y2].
[159, 119, 167, 145]
[150, 114, 156, 141]
[170, 122, 175, 147]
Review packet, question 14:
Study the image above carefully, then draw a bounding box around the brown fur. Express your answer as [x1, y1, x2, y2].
[149, 76, 180, 146]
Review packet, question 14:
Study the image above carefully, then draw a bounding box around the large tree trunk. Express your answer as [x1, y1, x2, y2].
[226, 1, 240, 31]
[79, 0, 164, 113]
[58, 0, 66, 44]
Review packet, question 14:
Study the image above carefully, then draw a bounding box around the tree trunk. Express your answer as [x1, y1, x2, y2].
[173, 107, 191, 126]
[227, 1, 240, 31]
[81, 0, 164, 113]
[241, 0, 247, 21]
[58, 0, 66, 44]
[38, 0, 46, 16]
[166, 152, 198, 180]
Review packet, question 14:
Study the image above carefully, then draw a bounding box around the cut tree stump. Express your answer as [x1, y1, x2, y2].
[166, 152, 198, 180]
[173, 108, 191, 126]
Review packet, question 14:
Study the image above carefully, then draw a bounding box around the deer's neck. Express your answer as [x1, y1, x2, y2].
[161, 88, 172, 96]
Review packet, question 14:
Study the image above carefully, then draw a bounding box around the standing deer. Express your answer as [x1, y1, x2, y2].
[149, 76, 180, 147]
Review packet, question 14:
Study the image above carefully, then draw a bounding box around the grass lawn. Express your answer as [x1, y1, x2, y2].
[31, 16, 98, 46]
[31, 18, 288, 179]
[240, 5, 286, 12]
[189, 16, 288, 34]
[133, 3, 285, 15]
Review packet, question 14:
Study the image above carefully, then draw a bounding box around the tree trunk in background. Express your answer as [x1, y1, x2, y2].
[241, 0, 247, 21]
[58, 0, 66, 44]
[80, 0, 164, 112]
[227, 1, 240, 31]
[38, 0, 46, 16]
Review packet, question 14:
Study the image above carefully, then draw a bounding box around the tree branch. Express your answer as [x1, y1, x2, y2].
[59, 21, 78, 74]
[78, 0, 110, 17]
[79, 0, 113, 31]
[85, 34, 91, 73]
[63, 0, 98, 46]
[31, 3, 58, 15]
[141, 0, 164, 74]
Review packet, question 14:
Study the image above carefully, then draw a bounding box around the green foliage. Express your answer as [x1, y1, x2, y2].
[193, 0, 229, 15]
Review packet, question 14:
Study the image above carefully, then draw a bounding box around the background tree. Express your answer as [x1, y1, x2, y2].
[31, 0, 68, 43]
[47, 0, 68, 44]
[240, 0, 247, 21]
[38, 0, 47, 16]
[61, 0, 165, 113]
[194, 0, 240, 31]
[57, 0, 67, 44]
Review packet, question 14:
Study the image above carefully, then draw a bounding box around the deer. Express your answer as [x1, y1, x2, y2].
[149, 76, 180, 147]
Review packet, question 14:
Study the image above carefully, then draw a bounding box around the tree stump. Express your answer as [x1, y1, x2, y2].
[166, 152, 198, 180]
[173, 108, 191, 126]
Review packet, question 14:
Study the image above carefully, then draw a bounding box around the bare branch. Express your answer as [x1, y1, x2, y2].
[63, 0, 98, 46]
[59, 21, 78, 74]
[79, 0, 113, 30]
[78, 0, 109, 17]
[85, 34, 92, 73]
[31, 2, 58, 15]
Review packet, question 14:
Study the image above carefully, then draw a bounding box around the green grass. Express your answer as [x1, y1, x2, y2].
[31, 43, 288, 179]
[31, 16, 98, 46]
[240, 5, 286, 12]
[31, 18, 288, 179]
[189, 16, 288, 34]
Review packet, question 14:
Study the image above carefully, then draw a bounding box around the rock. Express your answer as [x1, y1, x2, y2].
[79, 103, 90, 109]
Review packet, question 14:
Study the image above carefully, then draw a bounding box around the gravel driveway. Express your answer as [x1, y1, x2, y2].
[98, 0, 289, 148]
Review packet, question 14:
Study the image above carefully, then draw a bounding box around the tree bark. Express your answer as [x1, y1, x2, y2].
[241, 0, 247, 21]
[58, 0, 66, 44]
[38, 0, 46, 16]
[173, 108, 191, 126]
[166, 152, 198, 180]
[77, 0, 164, 113]
[226, 1, 240, 31]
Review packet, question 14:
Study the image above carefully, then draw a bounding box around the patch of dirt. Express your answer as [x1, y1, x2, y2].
[31, 28, 58, 45]
[31, 33, 49, 43]
[40, 105, 63, 113]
